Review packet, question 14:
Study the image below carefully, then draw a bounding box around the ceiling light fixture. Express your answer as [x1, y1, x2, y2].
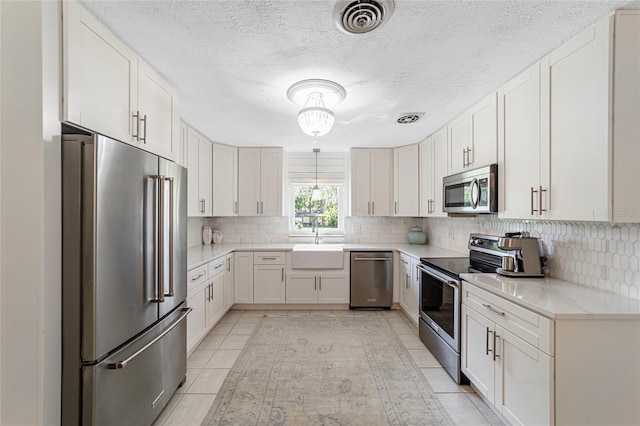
[287, 79, 346, 137]
[311, 148, 322, 201]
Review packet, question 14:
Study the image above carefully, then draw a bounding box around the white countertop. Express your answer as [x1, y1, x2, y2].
[461, 273, 640, 320]
[187, 243, 464, 269]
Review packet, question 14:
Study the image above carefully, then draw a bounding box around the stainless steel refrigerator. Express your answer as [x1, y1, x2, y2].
[61, 132, 189, 425]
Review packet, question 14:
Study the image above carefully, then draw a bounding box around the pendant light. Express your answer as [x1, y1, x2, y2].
[287, 79, 346, 138]
[311, 148, 322, 201]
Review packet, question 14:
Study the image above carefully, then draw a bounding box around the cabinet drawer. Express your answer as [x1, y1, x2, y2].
[187, 264, 208, 290]
[399, 253, 411, 272]
[208, 256, 226, 278]
[462, 281, 553, 355]
[253, 252, 285, 265]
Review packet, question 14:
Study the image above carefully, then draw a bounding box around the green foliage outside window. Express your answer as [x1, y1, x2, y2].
[293, 185, 339, 230]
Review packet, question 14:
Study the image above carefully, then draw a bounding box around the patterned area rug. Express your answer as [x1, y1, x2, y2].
[201, 315, 453, 425]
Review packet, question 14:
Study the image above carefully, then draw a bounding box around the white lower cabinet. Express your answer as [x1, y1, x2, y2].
[205, 272, 225, 329]
[253, 264, 286, 304]
[186, 284, 207, 354]
[461, 304, 552, 426]
[286, 273, 349, 304]
[224, 254, 234, 310]
[234, 252, 254, 304]
[399, 253, 419, 324]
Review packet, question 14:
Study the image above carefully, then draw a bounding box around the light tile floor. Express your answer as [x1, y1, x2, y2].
[153, 309, 505, 426]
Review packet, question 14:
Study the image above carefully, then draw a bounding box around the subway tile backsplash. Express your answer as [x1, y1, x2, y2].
[188, 215, 640, 301]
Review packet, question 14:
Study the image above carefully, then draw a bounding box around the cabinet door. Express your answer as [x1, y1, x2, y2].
[198, 138, 213, 216]
[432, 126, 448, 217]
[394, 144, 419, 217]
[178, 121, 188, 168]
[186, 286, 207, 353]
[498, 63, 548, 219]
[186, 128, 201, 216]
[224, 255, 234, 310]
[237, 148, 261, 216]
[419, 136, 433, 216]
[253, 265, 285, 304]
[495, 327, 553, 426]
[350, 149, 371, 216]
[399, 271, 411, 314]
[370, 148, 392, 216]
[461, 304, 495, 403]
[260, 148, 283, 216]
[137, 60, 179, 161]
[63, 1, 136, 144]
[448, 113, 470, 175]
[286, 274, 318, 304]
[212, 143, 238, 216]
[206, 275, 225, 329]
[469, 93, 498, 168]
[317, 275, 349, 304]
[234, 252, 254, 303]
[547, 18, 610, 221]
[410, 258, 420, 322]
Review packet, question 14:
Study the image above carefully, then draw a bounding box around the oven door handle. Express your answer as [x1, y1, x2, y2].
[417, 264, 460, 289]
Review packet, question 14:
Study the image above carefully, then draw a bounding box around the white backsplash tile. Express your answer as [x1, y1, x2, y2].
[188, 214, 640, 301]
[425, 216, 640, 301]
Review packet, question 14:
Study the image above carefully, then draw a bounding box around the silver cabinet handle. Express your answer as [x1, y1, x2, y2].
[314, 276, 317, 291]
[466, 147, 473, 167]
[493, 331, 500, 361]
[165, 176, 174, 297]
[372, 201, 374, 215]
[530, 186, 537, 215]
[539, 185, 547, 214]
[401, 259, 408, 265]
[257, 201, 260, 214]
[234, 201, 238, 214]
[486, 328, 491, 356]
[319, 276, 322, 291]
[394, 202, 398, 214]
[367, 201, 371, 215]
[482, 303, 505, 316]
[261, 201, 264, 214]
[259, 257, 277, 260]
[462, 148, 466, 168]
[200, 198, 205, 214]
[140, 114, 147, 144]
[107, 307, 191, 370]
[214, 263, 224, 270]
[191, 272, 205, 281]
[132, 111, 140, 140]
[226, 258, 231, 272]
[281, 267, 284, 282]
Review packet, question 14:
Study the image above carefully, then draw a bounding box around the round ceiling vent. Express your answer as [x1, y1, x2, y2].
[333, 0, 395, 35]
[396, 113, 424, 124]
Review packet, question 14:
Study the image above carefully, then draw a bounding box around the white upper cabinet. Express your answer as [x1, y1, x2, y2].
[137, 60, 180, 161]
[420, 127, 448, 217]
[469, 93, 498, 169]
[350, 148, 392, 216]
[237, 148, 283, 216]
[447, 113, 470, 175]
[186, 125, 212, 217]
[63, 1, 179, 161]
[498, 62, 549, 220]
[63, 1, 136, 144]
[212, 143, 238, 216]
[393, 144, 419, 217]
[448, 94, 498, 176]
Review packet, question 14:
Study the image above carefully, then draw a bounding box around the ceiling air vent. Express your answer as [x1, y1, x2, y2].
[396, 113, 424, 124]
[333, 0, 395, 34]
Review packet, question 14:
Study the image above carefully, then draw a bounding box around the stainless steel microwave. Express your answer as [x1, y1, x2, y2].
[443, 164, 498, 214]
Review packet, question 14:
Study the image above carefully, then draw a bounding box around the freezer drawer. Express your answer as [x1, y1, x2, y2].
[80, 307, 189, 426]
[350, 251, 393, 308]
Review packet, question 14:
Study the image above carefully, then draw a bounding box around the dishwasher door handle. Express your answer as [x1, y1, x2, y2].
[353, 257, 391, 261]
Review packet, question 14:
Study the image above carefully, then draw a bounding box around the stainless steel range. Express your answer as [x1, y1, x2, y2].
[417, 234, 508, 383]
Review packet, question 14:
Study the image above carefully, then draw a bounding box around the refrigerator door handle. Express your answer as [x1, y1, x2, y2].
[164, 176, 175, 297]
[151, 175, 165, 303]
[107, 307, 191, 370]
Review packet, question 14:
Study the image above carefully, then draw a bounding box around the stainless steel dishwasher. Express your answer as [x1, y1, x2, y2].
[350, 251, 393, 308]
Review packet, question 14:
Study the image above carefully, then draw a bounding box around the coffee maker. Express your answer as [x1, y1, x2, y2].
[497, 232, 546, 277]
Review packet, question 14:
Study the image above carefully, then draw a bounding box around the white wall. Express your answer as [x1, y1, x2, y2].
[0, 1, 58, 424]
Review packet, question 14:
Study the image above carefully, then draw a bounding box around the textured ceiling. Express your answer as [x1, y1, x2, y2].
[81, 0, 634, 152]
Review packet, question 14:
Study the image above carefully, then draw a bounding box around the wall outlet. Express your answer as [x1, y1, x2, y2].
[448, 228, 455, 239]
[353, 224, 361, 234]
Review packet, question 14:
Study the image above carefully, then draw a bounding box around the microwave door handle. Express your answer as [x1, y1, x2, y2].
[469, 178, 480, 209]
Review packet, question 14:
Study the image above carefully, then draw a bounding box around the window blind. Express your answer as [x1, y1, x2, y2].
[287, 152, 346, 184]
